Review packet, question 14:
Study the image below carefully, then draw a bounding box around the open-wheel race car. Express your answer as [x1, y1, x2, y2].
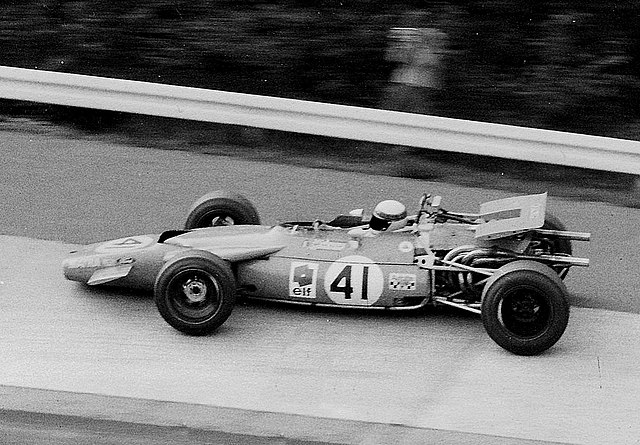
[63, 190, 590, 355]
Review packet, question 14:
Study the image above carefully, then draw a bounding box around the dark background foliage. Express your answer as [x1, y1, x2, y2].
[2, 0, 640, 139]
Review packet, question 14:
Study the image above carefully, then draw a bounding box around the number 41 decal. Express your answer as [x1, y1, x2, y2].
[324, 256, 384, 306]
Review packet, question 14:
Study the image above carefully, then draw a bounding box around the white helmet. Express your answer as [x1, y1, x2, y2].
[370, 200, 408, 231]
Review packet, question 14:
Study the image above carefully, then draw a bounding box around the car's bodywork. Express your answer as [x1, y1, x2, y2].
[63, 191, 590, 355]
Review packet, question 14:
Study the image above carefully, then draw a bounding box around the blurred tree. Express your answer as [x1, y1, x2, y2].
[1, 0, 639, 138]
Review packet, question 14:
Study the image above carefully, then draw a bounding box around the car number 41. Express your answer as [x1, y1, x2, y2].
[324, 256, 384, 306]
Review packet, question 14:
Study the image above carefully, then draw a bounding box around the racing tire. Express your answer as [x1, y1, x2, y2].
[481, 260, 570, 356]
[185, 190, 260, 229]
[154, 251, 236, 335]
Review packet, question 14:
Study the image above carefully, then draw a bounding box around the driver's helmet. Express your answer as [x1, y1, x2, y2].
[370, 200, 408, 231]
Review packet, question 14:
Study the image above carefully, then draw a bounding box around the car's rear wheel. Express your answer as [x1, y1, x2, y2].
[185, 190, 260, 229]
[481, 260, 569, 356]
[154, 251, 236, 335]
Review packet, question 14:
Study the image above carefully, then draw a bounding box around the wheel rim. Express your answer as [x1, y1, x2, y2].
[197, 212, 235, 228]
[497, 285, 552, 339]
[166, 269, 222, 322]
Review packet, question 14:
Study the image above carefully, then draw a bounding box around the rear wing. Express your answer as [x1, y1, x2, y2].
[475, 193, 547, 240]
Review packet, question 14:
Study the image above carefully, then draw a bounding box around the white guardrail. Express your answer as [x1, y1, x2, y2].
[2, 65, 640, 175]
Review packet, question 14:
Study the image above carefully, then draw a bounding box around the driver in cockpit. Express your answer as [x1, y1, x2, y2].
[369, 200, 410, 231]
[347, 199, 410, 237]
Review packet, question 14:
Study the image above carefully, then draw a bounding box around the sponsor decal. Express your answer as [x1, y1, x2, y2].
[289, 262, 319, 298]
[64, 256, 134, 269]
[389, 273, 417, 291]
[302, 239, 347, 251]
[398, 240, 414, 253]
[324, 256, 384, 306]
[95, 235, 154, 254]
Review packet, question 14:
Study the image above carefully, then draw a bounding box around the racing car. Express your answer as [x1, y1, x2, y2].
[63, 190, 590, 355]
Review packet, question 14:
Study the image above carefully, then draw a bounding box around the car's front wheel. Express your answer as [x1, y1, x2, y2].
[154, 251, 236, 335]
[481, 260, 570, 356]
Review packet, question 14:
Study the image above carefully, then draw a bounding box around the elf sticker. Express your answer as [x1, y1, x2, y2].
[289, 262, 318, 298]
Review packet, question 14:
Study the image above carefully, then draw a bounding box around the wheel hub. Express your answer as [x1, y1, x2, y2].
[182, 278, 208, 303]
[510, 295, 540, 322]
[210, 215, 235, 226]
[498, 287, 551, 338]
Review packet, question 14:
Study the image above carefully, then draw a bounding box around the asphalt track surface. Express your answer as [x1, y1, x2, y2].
[1, 130, 640, 444]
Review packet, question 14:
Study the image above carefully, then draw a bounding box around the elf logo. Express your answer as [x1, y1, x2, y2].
[289, 262, 318, 298]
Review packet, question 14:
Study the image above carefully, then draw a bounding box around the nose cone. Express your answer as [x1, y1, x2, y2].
[61, 234, 172, 289]
[62, 242, 126, 283]
[62, 248, 95, 283]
